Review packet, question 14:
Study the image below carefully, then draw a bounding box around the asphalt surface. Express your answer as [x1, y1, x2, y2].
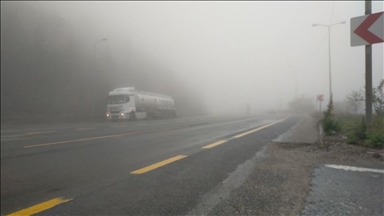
[301, 165, 384, 216]
[1, 113, 301, 215]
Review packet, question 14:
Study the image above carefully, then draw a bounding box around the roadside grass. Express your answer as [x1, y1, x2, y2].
[337, 113, 363, 133]
[325, 112, 383, 148]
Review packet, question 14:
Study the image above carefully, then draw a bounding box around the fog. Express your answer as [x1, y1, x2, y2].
[1, 1, 383, 117]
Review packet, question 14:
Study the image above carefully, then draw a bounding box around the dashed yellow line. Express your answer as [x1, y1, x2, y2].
[76, 128, 94, 131]
[202, 140, 228, 149]
[6, 197, 73, 216]
[232, 115, 290, 138]
[130, 155, 187, 174]
[23, 127, 179, 148]
[25, 131, 55, 135]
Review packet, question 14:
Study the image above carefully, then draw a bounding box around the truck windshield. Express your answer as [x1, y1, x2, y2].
[107, 95, 129, 104]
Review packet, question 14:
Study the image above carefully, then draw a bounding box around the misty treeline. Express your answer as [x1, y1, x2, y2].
[286, 79, 384, 115]
[345, 79, 384, 115]
[287, 96, 316, 114]
[1, 2, 205, 118]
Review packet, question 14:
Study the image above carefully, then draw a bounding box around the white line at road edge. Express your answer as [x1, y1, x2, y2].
[325, 164, 384, 174]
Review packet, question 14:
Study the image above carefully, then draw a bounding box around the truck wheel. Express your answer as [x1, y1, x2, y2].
[146, 112, 151, 120]
[130, 112, 136, 121]
[165, 111, 169, 119]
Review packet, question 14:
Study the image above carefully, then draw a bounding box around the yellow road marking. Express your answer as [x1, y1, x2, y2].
[25, 131, 55, 135]
[23, 127, 179, 148]
[6, 197, 72, 216]
[202, 140, 228, 149]
[76, 128, 94, 131]
[130, 155, 187, 174]
[232, 115, 290, 138]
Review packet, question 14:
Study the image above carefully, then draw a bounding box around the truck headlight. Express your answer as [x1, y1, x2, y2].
[121, 113, 124, 116]
[106, 113, 110, 117]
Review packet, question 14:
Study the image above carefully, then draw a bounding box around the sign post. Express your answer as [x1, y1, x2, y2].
[365, 1, 373, 124]
[350, 3, 383, 124]
[317, 95, 324, 112]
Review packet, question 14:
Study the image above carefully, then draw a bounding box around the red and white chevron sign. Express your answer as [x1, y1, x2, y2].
[317, 95, 324, 102]
[350, 11, 384, 47]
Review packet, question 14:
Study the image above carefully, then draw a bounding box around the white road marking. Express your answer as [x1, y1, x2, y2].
[111, 125, 126, 127]
[25, 131, 55, 135]
[76, 128, 94, 131]
[325, 164, 384, 174]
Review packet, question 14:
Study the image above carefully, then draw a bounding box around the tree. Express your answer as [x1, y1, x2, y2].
[287, 96, 315, 114]
[373, 79, 384, 116]
[322, 94, 341, 135]
[1, 2, 205, 119]
[324, 94, 334, 118]
[345, 89, 364, 113]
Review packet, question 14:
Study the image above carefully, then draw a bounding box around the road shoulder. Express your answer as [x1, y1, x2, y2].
[211, 114, 384, 216]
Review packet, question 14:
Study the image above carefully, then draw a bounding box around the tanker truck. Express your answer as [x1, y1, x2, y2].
[106, 87, 177, 121]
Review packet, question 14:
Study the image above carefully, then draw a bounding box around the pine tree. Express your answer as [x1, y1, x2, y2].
[324, 94, 334, 118]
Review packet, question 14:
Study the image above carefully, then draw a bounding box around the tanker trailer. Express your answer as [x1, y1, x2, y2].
[106, 87, 177, 121]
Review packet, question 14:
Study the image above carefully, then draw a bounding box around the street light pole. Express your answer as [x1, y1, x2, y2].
[312, 21, 345, 101]
[92, 38, 107, 116]
[295, 69, 297, 99]
[328, 26, 332, 98]
[288, 65, 298, 99]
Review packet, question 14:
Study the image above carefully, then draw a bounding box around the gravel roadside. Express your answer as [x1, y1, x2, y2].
[211, 114, 384, 216]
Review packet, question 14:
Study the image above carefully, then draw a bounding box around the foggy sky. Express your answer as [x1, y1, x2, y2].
[7, 1, 384, 114]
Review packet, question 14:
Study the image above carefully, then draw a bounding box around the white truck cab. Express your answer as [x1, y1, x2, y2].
[106, 88, 136, 121]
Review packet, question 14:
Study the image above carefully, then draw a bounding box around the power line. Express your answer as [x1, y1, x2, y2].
[330, 1, 335, 24]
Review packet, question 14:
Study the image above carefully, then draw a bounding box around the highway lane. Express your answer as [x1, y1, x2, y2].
[1, 114, 258, 134]
[0, 115, 208, 141]
[1, 115, 264, 143]
[1, 114, 274, 157]
[1, 114, 301, 215]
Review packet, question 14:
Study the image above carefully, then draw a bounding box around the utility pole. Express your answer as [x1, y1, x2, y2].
[328, 26, 332, 99]
[288, 65, 298, 99]
[295, 70, 298, 99]
[365, 0, 373, 124]
[92, 38, 107, 116]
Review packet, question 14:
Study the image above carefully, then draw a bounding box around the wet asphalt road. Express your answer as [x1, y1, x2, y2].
[1, 114, 300, 215]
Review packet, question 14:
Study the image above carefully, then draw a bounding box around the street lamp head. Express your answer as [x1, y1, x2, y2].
[312, 24, 319, 27]
[330, 21, 347, 26]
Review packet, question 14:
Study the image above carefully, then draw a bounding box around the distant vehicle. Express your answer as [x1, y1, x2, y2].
[106, 87, 177, 121]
